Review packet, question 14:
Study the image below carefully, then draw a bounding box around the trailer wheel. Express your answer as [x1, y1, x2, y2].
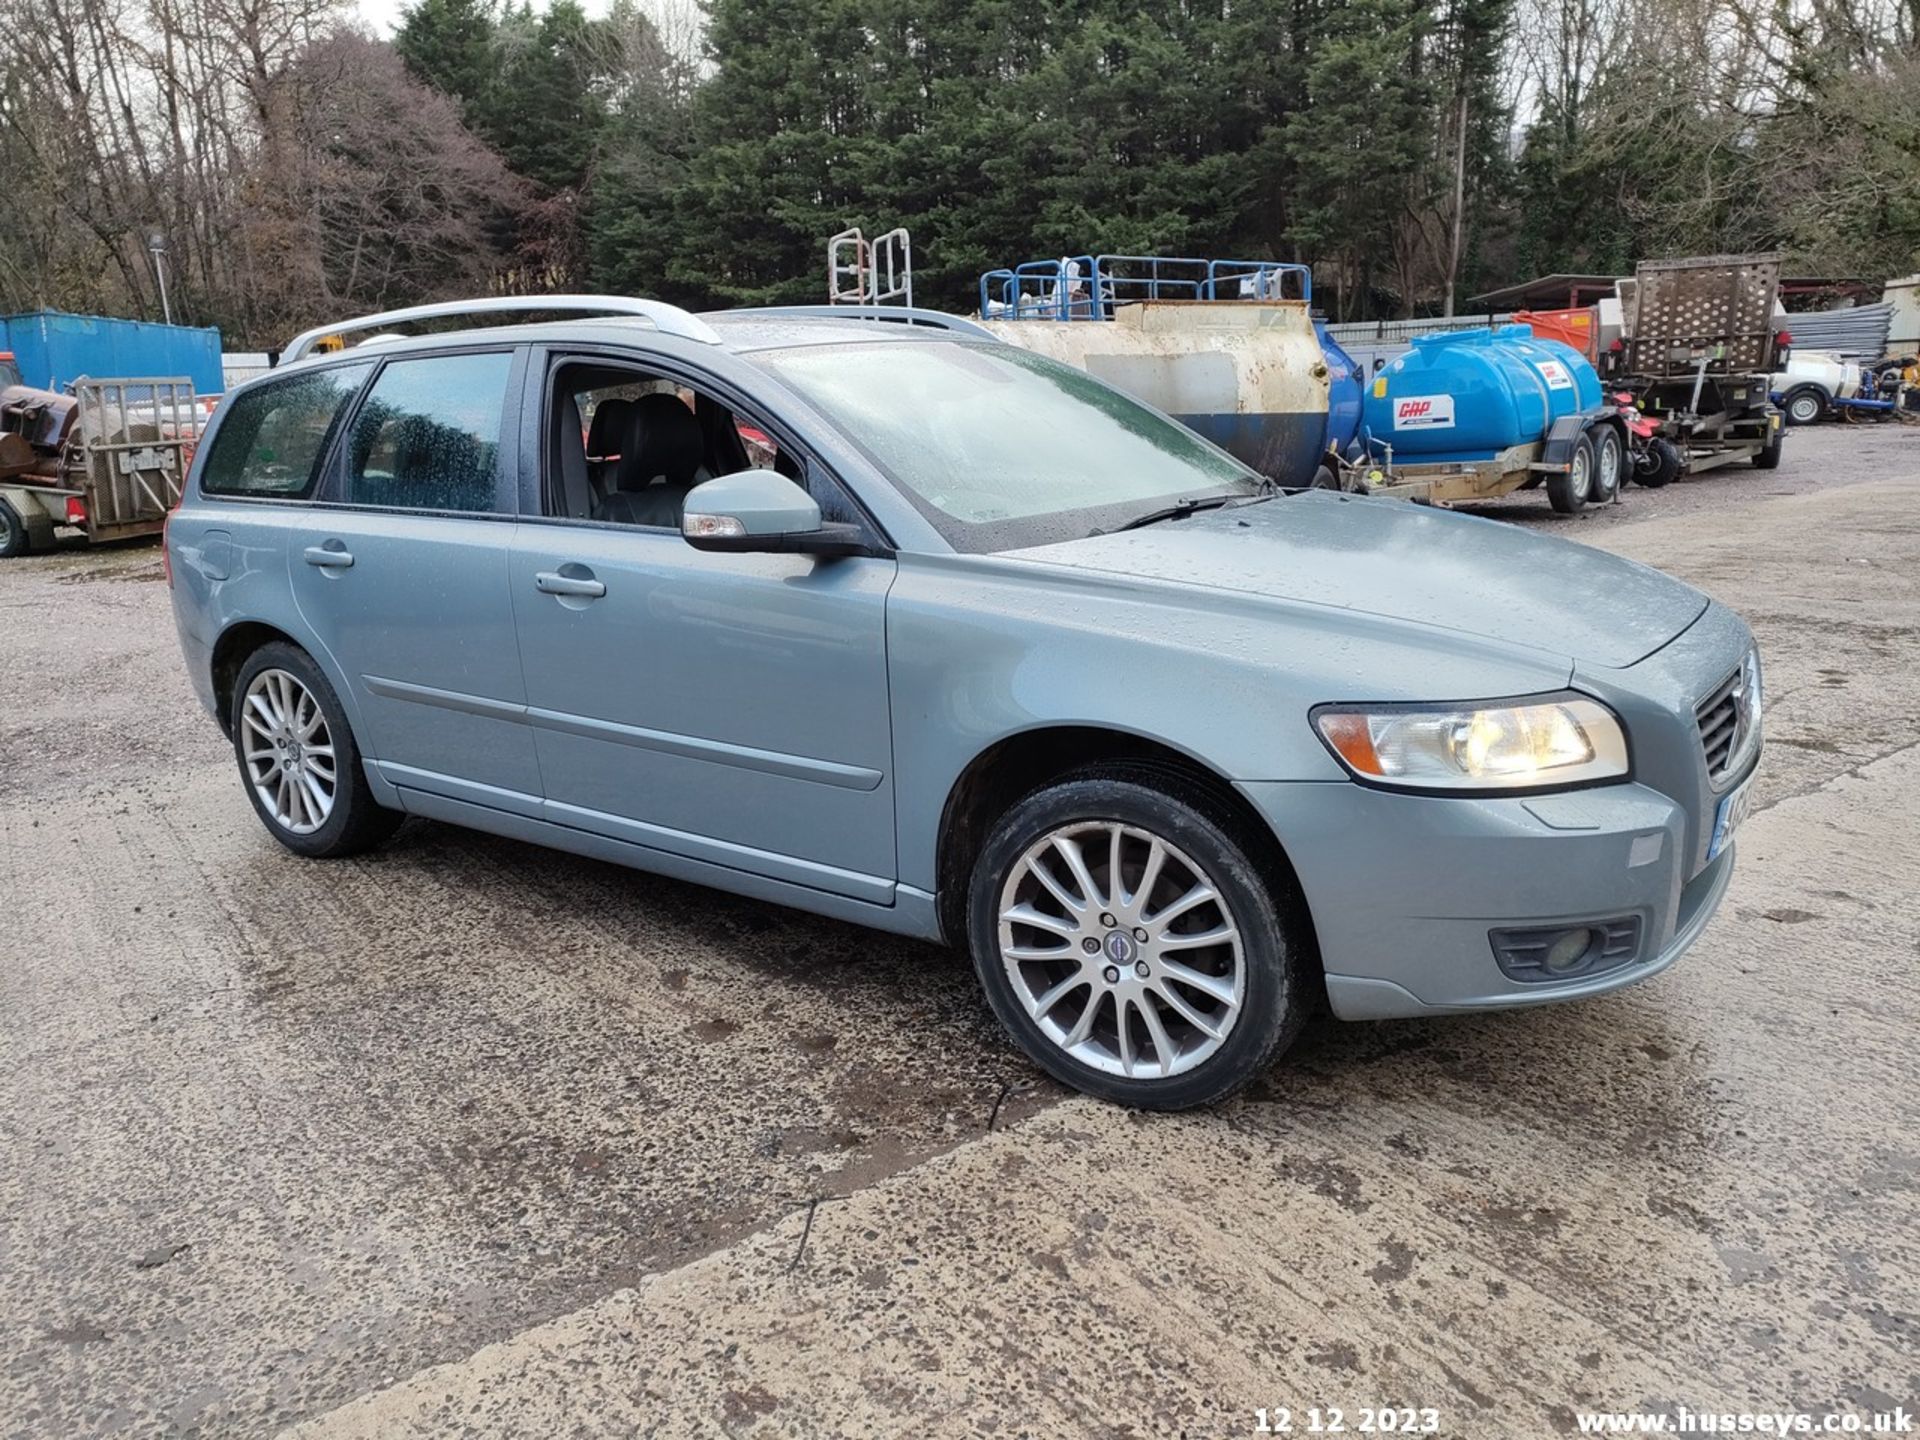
[1782, 386, 1826, 426]
[1752, 422, 1785, 470]
[1588, 424, 1624, 503]
[1547, 434, 1596, 513]
[1633, 438, 1683, 489]
[0, 498, 29, 559]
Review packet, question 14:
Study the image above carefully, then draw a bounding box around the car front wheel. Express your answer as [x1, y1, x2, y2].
[231, 641, 402, 858]
[967, 767, 1308, 1109]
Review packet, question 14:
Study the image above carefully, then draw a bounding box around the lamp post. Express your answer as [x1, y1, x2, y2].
[148, 232, 173, 326]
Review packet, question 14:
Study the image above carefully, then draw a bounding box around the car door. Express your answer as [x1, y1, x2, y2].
[287, 346, 544, 815]
[508, 357, 898, 904]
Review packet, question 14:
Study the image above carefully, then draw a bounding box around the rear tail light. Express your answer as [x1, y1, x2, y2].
[1776, 330, 1793, 348]
[161, 489, 187, 588]
[65, 497, 87, 525]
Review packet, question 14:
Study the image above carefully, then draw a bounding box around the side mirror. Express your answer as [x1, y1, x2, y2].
[680, 469, 866, 557]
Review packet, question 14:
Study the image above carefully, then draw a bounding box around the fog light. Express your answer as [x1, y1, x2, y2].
[1489, 917, 1643, 983]
[1544, 928, 1595, 973]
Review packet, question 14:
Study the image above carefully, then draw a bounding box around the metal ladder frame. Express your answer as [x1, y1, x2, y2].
[827, 228, 915, 310]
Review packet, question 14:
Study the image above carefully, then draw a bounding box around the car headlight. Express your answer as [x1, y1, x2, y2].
[1313, 695, 1630, 792]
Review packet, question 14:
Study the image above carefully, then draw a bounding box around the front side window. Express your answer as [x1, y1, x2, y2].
[343, 351, 513, 513]
[751, 340, 1259, 551]
[544, 361, 813, 531]
[200, 363, 373, 499]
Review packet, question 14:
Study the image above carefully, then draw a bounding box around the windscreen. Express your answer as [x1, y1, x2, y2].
[754, 340, 1259, 551]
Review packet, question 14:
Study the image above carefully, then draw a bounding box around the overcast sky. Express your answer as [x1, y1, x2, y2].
[354, 0, 613, 38]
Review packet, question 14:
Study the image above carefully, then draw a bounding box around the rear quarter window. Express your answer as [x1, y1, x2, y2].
[200, 363, 373, 499]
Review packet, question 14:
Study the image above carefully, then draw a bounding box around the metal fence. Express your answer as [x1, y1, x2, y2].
[1784, 303, 1894, 361]
[1322, 314, 1513, 374]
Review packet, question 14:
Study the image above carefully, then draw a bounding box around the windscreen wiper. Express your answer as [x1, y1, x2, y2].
[1110, 494, 1240, 533]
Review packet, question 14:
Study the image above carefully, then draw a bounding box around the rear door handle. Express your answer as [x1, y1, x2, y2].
[303, 544, 353, 569]
[534, 570, 606, 599]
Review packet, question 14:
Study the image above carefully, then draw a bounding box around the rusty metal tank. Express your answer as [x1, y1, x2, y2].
[982, 301, 1333, 485]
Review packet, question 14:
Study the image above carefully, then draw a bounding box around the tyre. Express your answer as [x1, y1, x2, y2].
[1588, 424, 1624, 503]
[1752, 421, 1784, 470]
[0, 498, 28, 559]
[1633, 437, 1683, 488]
[1310, 464, 1338, 490]
[1547, 433, 1596, 513]
[967, 765, 1309, 1109]
[1781, 387, 1826, 426]
[231, 641, 402, 858]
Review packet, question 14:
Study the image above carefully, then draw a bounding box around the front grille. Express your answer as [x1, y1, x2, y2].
[1695, 667, 1743, 780]
[1490, 917, 1643, 982]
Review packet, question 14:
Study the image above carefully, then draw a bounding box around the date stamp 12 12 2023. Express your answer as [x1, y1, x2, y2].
[1254, 1408, 1443, 1435]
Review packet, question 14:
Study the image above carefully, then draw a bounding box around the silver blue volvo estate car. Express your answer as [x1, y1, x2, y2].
[165, 297, 1761, 1108]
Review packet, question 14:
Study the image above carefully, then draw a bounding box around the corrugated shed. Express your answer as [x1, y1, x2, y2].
[1785, 303, 1893, 361]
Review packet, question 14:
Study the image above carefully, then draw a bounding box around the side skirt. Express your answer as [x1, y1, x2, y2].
[392, 784, 944, 943]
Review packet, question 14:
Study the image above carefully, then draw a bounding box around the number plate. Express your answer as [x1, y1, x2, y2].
[1708, 774, 1755, 861]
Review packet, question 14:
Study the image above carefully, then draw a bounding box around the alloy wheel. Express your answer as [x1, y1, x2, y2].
[996, 821, 1246, 1078]
[241, 668, 337, 835]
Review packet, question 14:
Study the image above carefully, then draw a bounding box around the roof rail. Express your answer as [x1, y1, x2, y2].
[710, 305, 999, 340]
[280, 295, 722, 364]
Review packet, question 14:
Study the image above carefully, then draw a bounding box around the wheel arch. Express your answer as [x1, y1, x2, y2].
[1539, 407, 1623, 472]
[933, 724, 1320, 974]
[209, 620, 304, 737]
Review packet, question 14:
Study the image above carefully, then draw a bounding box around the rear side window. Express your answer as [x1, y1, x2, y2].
[200, 363, 372, 499]
[343, 352, 513, 513]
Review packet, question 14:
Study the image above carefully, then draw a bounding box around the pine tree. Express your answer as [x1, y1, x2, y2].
[394, 0, 498, 122]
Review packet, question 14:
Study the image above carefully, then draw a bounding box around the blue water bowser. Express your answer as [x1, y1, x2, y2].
[1360, 325, 1631, 513]
[1364, 326, 1603, 462]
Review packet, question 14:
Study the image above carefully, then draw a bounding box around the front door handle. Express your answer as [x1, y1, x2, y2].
[303, 543, 353, 569]
[534, 569, 606, 599]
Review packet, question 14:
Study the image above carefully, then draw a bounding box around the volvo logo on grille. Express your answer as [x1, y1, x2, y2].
[1104, 930, 1136, 964]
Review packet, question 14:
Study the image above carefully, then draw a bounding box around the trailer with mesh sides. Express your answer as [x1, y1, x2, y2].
[0, 377, 203, 557]
[1600, 253, 1786, 486]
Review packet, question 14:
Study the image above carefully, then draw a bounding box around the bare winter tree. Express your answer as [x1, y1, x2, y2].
[0, 0, 521, 343]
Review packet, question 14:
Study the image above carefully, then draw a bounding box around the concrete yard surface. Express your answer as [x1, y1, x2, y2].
[2, 424, 1917, 1438]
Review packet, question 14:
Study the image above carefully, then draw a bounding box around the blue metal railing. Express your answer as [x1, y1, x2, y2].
[977, 255, 1312, 321]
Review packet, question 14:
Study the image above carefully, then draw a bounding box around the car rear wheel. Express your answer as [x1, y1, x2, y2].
[0, 498, 28, 558]
[967, 767, 1308, 1109]
[231, 642, 402, 858]
[1547, 433, 1596, 513]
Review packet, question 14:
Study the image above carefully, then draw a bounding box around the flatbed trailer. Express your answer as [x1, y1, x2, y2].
[0, 377, 201, 556]
[1601, 254, 1786, 478]
[1352, 407, 1644, 509]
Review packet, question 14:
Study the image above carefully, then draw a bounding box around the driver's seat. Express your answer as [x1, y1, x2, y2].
[596, 394, 707, 528]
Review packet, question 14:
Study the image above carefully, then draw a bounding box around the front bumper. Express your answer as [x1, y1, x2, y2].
[1239, 776, 1739, 1020]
